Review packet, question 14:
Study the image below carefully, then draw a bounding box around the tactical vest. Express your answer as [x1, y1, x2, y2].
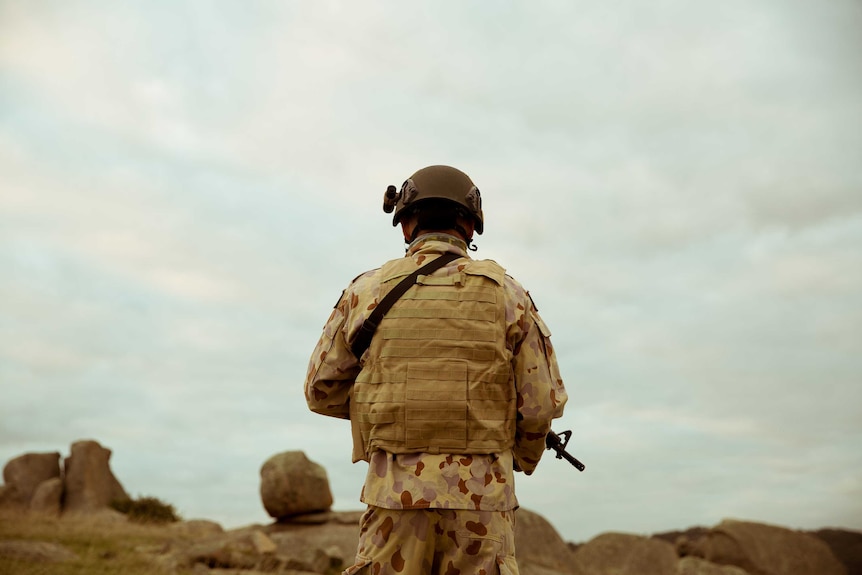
[349, 255, 516, 462]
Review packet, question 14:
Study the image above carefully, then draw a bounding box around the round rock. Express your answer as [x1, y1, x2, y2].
[259, 451, 333, 519]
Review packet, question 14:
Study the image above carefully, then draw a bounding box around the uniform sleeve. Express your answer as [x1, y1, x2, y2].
[509, 292, 568, 475]
[304, 289, 361, 419]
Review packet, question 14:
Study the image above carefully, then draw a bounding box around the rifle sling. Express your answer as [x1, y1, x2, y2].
[350, 251, 461, 358]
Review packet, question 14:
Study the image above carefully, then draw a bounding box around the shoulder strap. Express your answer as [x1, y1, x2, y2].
[350, 251, 461, 358]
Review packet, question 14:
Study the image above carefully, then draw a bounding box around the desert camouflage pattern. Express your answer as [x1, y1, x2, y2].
[305, 233, 567, 515]
[351, 251, 517, 459]
[342, 505, 519, 575]
[360, 450, 518, 512]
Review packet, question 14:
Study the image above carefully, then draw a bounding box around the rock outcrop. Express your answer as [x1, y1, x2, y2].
[162, 528, 287, 572]
[265, 510, 365, 569]
[516, 508, 579, 574]
[63, 440, 130, 513]
[0, 440, 129, 517]
[0, 452, 61, 509]
[158, 513, 358, 573]
[169, 519, 225, 539]
[690, 519, 848, 575]
[812, 528, 862, 575]
[2, 444, 859, 575]
[568, 531, 679, 575]
[29, 477, 64, 515]
[259, 450, 333, 520]
[677, 556, 749, 574]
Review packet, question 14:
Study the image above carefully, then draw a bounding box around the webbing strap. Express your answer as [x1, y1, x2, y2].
[350, 252, 461, 358]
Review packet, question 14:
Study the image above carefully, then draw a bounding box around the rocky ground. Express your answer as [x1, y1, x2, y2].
[1, 440, 860, 575]
[3, 507, 860, 575]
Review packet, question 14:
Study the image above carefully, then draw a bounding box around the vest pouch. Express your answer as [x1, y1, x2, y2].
[353, 370, 404, 454]
[405, 360, 468, 453]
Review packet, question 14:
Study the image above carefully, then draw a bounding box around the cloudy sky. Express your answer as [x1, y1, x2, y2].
[2, 1, 861, 543]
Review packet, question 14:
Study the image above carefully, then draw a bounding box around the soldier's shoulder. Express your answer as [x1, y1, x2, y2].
[348, 252, 416, 287]
[379, 254, 424, 282]
[464, 258, 507, 285]
[347, 265, 384, 289]
[500, 269, 528, 296]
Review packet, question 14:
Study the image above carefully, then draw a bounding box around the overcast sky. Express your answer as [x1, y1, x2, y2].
[2, 1, 861, 543]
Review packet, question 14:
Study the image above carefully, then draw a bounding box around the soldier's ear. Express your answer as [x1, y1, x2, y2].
[458, 214, 475, 240]
[400, 214, 418, 243]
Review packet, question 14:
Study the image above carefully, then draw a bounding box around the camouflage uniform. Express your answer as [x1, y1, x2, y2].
[305, 233, 567, 575]
[345, 506, 519, 575]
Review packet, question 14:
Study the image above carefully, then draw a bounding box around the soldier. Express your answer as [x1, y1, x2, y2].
[304, 165, 568, 575]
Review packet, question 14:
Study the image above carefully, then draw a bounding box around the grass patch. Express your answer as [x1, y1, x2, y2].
[110, 496, 180, 524]
[0, 509, 194, 575]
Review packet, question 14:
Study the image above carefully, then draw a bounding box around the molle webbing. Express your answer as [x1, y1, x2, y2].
[349, 252, 460, 359]
[349, 258, 515, 461]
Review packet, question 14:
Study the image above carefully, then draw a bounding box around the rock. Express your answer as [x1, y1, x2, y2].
[170, 519, 226, 538]
[690, 519, 847, 575]
[269, 531, 337, 572]
[0, 539, 78, 562]
[63, 440, 130, 513]
[166, 529, 293, 573]
[0, 485, 17, 509]
[265, 510, 362, 568]
[520, 564, 577, 575]
[276, 509, 365, 526]
[259, 451, 333, 519]
[268, 523, 356, 571]
[163, 525, 343, 573]
[1, 452, 61, 508]
[330, 510, 366, 524]
[249, 530, 277, 554]
[652, 526, 711, 556]
[570, 532, 678, 575]
[324, 544, 345, 564]
[515, 508, 579, 574]
[677, 556, 750, 574]
[29, 477, 64, 515]
[809, 528, 862, 575]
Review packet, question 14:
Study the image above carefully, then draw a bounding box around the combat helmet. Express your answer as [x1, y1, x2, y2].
[383, 165, 484, 235]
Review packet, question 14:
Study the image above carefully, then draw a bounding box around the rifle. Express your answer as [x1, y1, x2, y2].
[546, 430, 586, 471]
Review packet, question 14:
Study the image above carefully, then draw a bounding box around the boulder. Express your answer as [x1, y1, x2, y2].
[0, 485, 16, 509]
[678, 556, 750, 574]
[269, 531, 339, 572]
[170, 519, 226, 539]
[162, 527, 341, 573]
[809, 528, 862, 575]
[29, 477, 64, 515]
[652, 526, 711, 556]
[520, 563, 578, 575]
[63, 440, 130, 513]
[259, 451, 333, 519]
[1, 452, 61, 508]
[277, 509, 364, 525]
[570, 532, 678, 575]
[515, 508, 580, 574]
[266, 514, 361, 570]
[690, 519, 847, 575]
[166, 529, 281, 572]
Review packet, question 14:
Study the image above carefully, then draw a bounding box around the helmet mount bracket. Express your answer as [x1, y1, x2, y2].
[382, 185, 400, 214]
